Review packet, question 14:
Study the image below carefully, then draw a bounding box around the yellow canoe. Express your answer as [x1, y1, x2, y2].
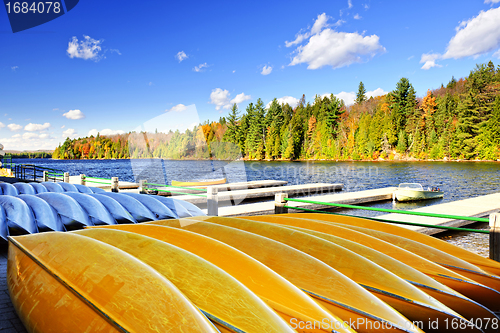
[286, 213, 500, 277]
[74, 228, 296, 333]
[7, 232, 218, 333]
[147, 220, 422, 333]
[243, 215, 500, 312]
[281, 225, 499, 331]
[171, 178, 226, 187]
[183, 216, 478, 333]
[327, 223, 500, 294]
[91, 224, 354, 333]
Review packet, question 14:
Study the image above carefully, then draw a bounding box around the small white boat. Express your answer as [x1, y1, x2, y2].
[394, 183, 443, 202]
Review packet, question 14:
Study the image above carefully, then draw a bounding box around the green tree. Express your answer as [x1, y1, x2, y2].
[356, 81, 367, 104]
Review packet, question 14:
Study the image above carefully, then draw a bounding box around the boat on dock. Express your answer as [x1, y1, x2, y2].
[171, 178, 226, 187]
[394, 183, 443, 202]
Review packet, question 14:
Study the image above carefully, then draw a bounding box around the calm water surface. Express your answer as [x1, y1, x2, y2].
[12, 158, 500, 256]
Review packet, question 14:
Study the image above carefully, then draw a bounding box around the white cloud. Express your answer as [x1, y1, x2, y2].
[230, 93, 251, 104]
[62, 128, 78, 138]
[149, 82, 153, 86]
[109, 49, 121, 55]
[348, 0, 353, 9]
[442, 7, 500, 60]
[67, 35, 104, 61]
[209, 88, 251, 110]
[420, 53, 442, 70]
[290, 29, 385, 69]
[363, 4, 369, 10]
[167, 104, 188, 112]
[0, 122, 4, 128]
[193, 63, 209, 72]
[335, 92, 356, 106]
[87, 129, 125, 137]
[0, 132, 56, 150]
[23, 132, 39, 140]
[209, 88, 231, 110]
[311, 13, 330, 35]
[24, 122, 50, 131]
[11, 66, 18, 71]
[354, 14, 361, 20]
[61, 125, 65, 129]
[494, 49, 500, 58]
[261, 65, 273, 75]
[285, 13, 331, 47]
[232, 70, 236, 73]
[266, 96, 300, 108]
[63, 109, 85, 120]
[485, 0, 500, 4]
[7, 124, 22, 131]
[176, 51, 188, 62]
[287, 13, 385, 69]
[366, 88, 388, 98]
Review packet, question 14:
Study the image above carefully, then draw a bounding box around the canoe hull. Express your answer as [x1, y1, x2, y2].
[171, 178, 226, 187]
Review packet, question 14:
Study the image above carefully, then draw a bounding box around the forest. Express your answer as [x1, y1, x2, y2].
[52, 61, 500, 161]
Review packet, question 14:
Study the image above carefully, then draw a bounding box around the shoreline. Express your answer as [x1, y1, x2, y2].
[14, 157, 500, 163]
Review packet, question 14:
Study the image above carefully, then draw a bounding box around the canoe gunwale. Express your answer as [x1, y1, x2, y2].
[8, 236, 131, 333]
[302, 288, 417, 333]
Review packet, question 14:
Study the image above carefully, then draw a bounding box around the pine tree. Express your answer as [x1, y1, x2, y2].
[223, 103, 240, 144]
[356, 81, 367, 104]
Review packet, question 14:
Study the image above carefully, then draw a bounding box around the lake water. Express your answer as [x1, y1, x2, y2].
[9, 158, 500, 256]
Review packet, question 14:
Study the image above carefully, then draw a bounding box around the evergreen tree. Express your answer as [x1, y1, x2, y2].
[223, 103, 240, 144]
[356, 81, 367, 104]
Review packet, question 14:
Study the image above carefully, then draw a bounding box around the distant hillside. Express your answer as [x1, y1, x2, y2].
[4, 150, 53, 158]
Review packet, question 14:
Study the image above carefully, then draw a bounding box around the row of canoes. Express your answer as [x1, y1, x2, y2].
[0, 187, 204, 241]
[7, 213, 500, 332]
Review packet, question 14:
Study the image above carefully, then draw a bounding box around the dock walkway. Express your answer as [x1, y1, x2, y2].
[180, 183, 343, 206]
[68, 176, 139, 190]
[211, 186, 396, 216]
[378, 193, 500, 235]
[156, 180, 287, 195]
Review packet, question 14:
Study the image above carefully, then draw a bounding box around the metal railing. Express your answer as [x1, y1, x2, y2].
[13, 164, 66, 182]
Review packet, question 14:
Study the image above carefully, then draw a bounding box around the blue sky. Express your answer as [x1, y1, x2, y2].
[1, 0, 500, 150]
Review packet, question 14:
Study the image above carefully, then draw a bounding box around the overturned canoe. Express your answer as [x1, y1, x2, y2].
[142, 220, 422, 333]
[244, 215, 500, 312]
[181, 216, 477, 332]
[287, 213, 500, 277]
[7, 232, 219, 332]
[171, 178, 226, 187]
[92, 223, 356, 333]
[75, 228, 295, 333]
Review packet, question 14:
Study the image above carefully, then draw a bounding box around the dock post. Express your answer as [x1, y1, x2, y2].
[80, 174, 86, 185]
[489, 213, 500, 262]
[207, 186, 218, 216]
[43, 171, 48, 182]
[139, 180, 147, 194]
[111, 177, 119, 193]
[64, 172, 69, 183]
[275, 193, 289, 214]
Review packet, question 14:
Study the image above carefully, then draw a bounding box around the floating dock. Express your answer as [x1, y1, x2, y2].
[210, 186, 396, 216]
[378, 193, 500, 235]
[68, 176, 139, 190]
[157, 180, 287, 195]
[179, 182, 343, 206]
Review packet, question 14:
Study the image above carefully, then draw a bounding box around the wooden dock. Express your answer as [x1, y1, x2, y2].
[157, 180, 287, 195]
[209, 186, 396, 216]
[68, 176, 139, 190]
[378, 193, 500, 235]
[178, 182, 343, 205]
